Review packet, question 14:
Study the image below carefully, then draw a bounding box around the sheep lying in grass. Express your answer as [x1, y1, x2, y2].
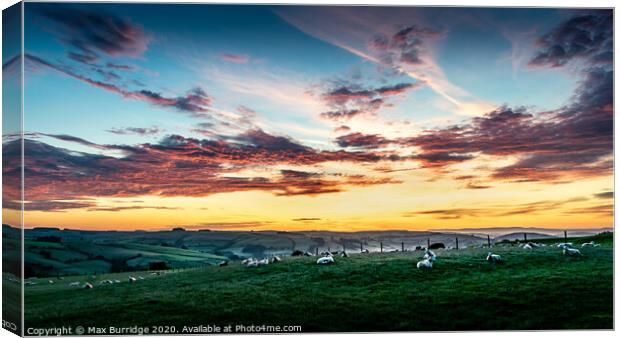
[83, 283, 93, 289]
[303, 251, 314, 256]
[218, 260, 228, 267]
[340, 251, 349, 258]
[321, 251, 334, 257]
[486, 252, 502, 263]
[563, 247, 582, 256]
[270, 256, 282, 263]
[317, 256, 334, 265]
[129, 276, 137, 283]
[416, 258, 433, 269]
[581, 241, 599, 248]
[522, 243, 533, 250]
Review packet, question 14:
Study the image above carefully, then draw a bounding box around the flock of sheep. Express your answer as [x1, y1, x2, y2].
[21, 238, 601, 290]
[237, 239, 600, 271]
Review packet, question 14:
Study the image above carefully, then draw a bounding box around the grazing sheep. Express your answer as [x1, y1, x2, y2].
[246, 260, 259, 268]
[486, 252, 502, 263]
[291, 250, 304, 257]
[48, 280, 54, 284]
[113, 279, 121, 283]
[83, 283, 93, 289]
[270, 256, 282, 263]
[256, 258, 270, 266]
[241, 258, 254, 265]
[563, 247, 583, 256]
[316, 256, 335, 265]
[100, 280, 114, 285]
[321, 251, 334, 257]
[69, 281, 80, 287]
[423, 249, 436, 262]
[557, 242, 573, 249]
[303, 251, 314, 256]
[416, 258, 433, 269]
[522, 244, 533, 250]
[361, 249, 370, 253]
[340, 251, 349, 258]
[138, 276, 145, 280]
[218, 260, 228, 267]
[129, 276, 137, 283]
[150, 272, 161, 276]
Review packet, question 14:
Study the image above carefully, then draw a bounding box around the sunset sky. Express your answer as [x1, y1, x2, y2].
[2, 4, 613, 231]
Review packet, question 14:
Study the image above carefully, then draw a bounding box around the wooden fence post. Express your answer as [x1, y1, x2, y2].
[360, 242, 363, 252]
[343, 243, 346, 253]
[316, 247, 319, 256]
[487, 234, 491, 247]
[427, 238, 430, 248]
[524, 233, 527, 242]
[402, 242, 405, 252]
[564, 230, 568, 242]
[455, 237, 459, 250]
[380, 242, 383, 252]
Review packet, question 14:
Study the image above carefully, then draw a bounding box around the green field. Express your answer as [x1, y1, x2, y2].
[23, 233, 613, 332]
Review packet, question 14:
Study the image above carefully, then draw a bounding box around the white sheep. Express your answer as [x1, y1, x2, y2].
[246, 260, 259, 268]
[340, 251, 349, 257]
[241, 258, 254, 265]
[138, 276, 145, 280]
[83, 283, 93, 289]
[317, 256, 335, 265]
[416, 258, 433, 269]
[113, 279, 121, 283]
[69, 281, 80, 287]
[522, 244, 533, 250]
[486, 252, 502, 263]
[128, 276, 137, 282]
[270, 256, 282, 263]
[557, 242, 573, 249]
[423, 249, 436, 261]
[563, 247, 582, 256]
[581, 241, 597, 247]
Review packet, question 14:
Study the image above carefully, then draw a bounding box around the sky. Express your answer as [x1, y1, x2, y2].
[2, 4, 613, 231]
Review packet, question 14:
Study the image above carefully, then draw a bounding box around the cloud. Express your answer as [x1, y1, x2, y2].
[107, 126, 162, 136]
[528, 11, 612, 68]
[37, 4, 151, 62]
[86, 206, 180, 212]
[368, 24, 445, 66]
[25, 54, 213, 116]
[593, 191, 613, 199]
[3, 129, 402, 211]
[292, 218, 322, 222]
[402, 198, 596, 220]
[319, 82, 421, 121]
[220, 53, 249, 64]
[335, 132, 391, 149]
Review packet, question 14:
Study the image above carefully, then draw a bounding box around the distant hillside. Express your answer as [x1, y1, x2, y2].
[494, 232, 557, 242]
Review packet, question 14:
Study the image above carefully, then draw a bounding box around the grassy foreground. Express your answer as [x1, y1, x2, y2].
[24, 234, 613, 332]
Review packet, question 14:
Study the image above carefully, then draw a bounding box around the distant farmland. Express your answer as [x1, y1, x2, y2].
[22, 232, 613, 332]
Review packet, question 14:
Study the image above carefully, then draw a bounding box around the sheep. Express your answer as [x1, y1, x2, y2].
[246, 260, 259, 268]
[138, 276, 145, 280]
[83, 283, 93, 289]
[48, 280, 54, 284]
[416, 258, 433, 269]
[340, 251, 349, 258]
[303, 251, 314, 256]
[581, 241, 597, 248]
[271, 256, 282, 263]
[556, 242, 573, 249]
[360, 249, 370, 253]
[429, 243, 446, 250]
[256, 258, 270, 266]
[218, 260, 228, 267]
[241, 258, 254, 265]
[291, 250, 304, 257]
[100, 280, 114, 285]
[486, 252, 502, 263]
[321, 251, 333, 257]
[69, 281, 80, 287]
[563, 247, 582, 256]
[423, 249, 436, 262]
[522, 244, 533, 250]
[113, 279, 121, 283]
[128, 276, 137, 283]
[316, 256, 335, 265]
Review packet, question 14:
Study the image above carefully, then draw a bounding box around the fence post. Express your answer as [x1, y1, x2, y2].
[564, 230, 568, 242]
[380, 242, 383, 252]
[402, 242, 405, 252]
[427, 238, 430, 248]
[524, 233, 527, 242]
[455, 237, 459, 250]
[316, 247, 319, 256]
[487, 234, 491, 247]
[343, 243, 346, 253]
[360, 242, 363, 252]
